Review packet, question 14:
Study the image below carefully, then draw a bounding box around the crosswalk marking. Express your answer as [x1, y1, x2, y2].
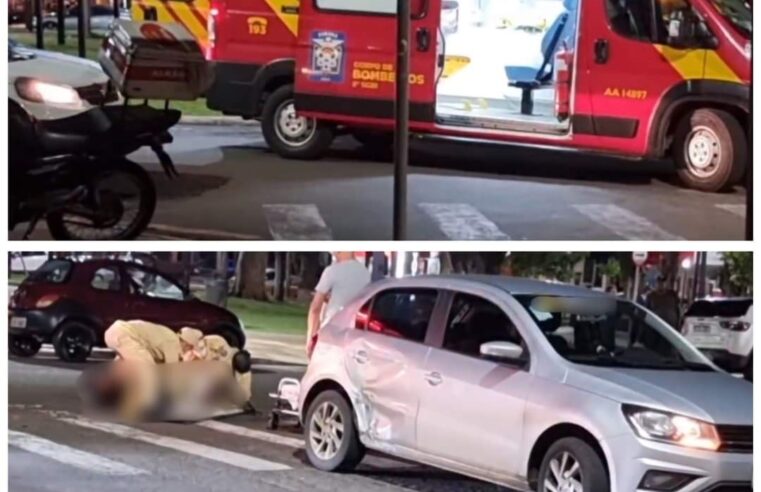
[574, 204, 684, 240]
[198, 421, 304, 449]
[8, 430, 149, 476]
[263, 204, 333, 240]
[419, 203, 510, 240]
[52, 412, 291, 472]
[716, 203, 746, 218]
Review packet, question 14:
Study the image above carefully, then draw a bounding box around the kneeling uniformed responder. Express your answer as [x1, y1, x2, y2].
[103, 320, 188, 419]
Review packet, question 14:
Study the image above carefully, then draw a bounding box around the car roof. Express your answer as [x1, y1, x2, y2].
[381, 274, 612, 298]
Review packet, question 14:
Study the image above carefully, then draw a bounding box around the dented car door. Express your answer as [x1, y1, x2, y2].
[345, 288, 440, 450]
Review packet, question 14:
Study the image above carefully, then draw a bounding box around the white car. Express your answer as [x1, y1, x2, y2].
[33, 6, 130, 36]
[9, 39, 117, 120]
[683, 297, 753, 380]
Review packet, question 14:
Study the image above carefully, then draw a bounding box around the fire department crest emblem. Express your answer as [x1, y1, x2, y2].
[310, 31, 346, 82]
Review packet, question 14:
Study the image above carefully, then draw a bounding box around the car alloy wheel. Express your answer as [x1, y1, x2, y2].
[61, 328, 92, 360]
[544, 451, 584, 492]
[309, 401, 345, 461]
[10, 335, 41, 357]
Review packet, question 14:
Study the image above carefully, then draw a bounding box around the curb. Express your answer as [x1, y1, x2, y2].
[180, 116, 260, 126]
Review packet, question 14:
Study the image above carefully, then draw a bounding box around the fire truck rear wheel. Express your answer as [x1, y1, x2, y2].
[262, 85, 334, 160]
[673, 108, 747, 192]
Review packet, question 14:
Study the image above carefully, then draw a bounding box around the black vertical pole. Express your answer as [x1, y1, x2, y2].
[113, 0, 119, 18]
[746, 113, 753, 240]
[393, 0, 411, 241]
[77, 0, 86, 57]
[56, 0, 65, 45]
[33, 0, 44, 48]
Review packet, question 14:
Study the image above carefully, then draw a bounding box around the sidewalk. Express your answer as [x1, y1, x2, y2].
[245, 331, 308, 366]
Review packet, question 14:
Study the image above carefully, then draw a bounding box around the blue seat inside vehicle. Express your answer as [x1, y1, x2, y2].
[504, 0, 577, 115]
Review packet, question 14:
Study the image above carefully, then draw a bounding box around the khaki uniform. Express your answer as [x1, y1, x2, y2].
[104, 320, 183, 364]
[103, 320, 183, 420]
[194, 335, 252, 403]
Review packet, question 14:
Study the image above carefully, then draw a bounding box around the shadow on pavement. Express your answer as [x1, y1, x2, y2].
[150, 171, 229, 200]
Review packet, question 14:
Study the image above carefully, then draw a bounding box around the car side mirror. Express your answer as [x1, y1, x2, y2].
[480, 341, 526, 366]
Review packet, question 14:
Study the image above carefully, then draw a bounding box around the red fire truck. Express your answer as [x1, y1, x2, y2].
[140, 0, 751, 192]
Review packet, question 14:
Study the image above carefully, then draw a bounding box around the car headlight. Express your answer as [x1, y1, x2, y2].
[15, 77, 83, 107]
[623, 405, 720, 451]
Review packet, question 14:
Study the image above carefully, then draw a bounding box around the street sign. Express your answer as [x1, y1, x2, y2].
[632, 252, 648, 266]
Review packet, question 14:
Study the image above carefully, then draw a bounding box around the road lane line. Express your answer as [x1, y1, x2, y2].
[716, 204, 746, 218]
[197, 421, 304, 449]
[263, 204, 333, 240]
[145, 224, 262, 241]
[53, 413, 291, 472]
[573, 204, 684, 240]
[8, 430, 149, 476]
[419, 203, 510, 240]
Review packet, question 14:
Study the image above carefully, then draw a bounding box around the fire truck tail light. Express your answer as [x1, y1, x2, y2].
[35, 294, 61, 309]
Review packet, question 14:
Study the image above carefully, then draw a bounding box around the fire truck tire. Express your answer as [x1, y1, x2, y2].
[262, 85, 334, 160]
[673, 108, 747, 192]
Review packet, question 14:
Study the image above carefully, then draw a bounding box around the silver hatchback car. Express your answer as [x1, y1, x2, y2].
[299, 276, 753, 492]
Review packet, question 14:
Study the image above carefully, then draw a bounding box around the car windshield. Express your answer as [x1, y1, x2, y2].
[685, 299, 752, 318]
[25, 260, 73, 284]
[516, 295, 715, 371]
[710, 0, 751, 37]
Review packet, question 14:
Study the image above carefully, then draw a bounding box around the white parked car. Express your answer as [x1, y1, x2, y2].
[33, 6, 130, 36]
[682, 297, 753, 381]
[300, 276, 752, 492]
[8, 39, 117, 120]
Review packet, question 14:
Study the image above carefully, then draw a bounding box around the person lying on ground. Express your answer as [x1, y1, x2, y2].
[78, 358, 254, 422]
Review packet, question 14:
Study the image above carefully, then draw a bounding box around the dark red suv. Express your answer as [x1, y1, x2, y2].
[9, 259, 245, 362]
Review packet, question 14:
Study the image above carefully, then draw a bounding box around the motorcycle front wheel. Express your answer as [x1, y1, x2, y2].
[46, 159, 157, 240]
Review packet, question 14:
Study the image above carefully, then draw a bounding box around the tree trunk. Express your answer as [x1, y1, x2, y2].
[439, 252, 454, 274]
[274, 252, 286, 302]
[299, 253, 322, 292]
[239, 252, 268, 301]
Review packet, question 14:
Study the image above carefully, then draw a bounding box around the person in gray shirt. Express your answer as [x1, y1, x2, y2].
[307, 252, 371, 354]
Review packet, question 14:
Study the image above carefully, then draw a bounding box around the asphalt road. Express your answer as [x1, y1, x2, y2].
[8, 351, 513, 492]
[135, 123, 747, 241]
[12, 123, 747, 241]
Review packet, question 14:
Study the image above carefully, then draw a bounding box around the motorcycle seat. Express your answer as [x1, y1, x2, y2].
[34, 109, 112, 155]
[36, 130, 92, 155]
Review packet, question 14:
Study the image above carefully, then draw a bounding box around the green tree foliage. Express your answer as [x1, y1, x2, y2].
[723, 252, 753, 295]
[509, 253, 589, 282]
[598, 257, 622, 281]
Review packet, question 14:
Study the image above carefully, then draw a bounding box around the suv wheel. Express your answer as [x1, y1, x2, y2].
[262, 84, 334, 159]
[538, 438, 609, 492]
[673, 108, 747, 192]
[10, 335, 42, 357]
[53, 321, 95, 363]
[305, 390, 365, 472]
